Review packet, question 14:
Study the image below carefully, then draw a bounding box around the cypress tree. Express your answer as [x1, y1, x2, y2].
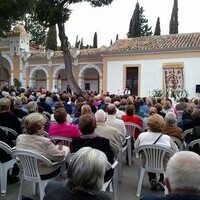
[93, 32, 97, 48]
[110, 39, 113, 45]
[46, 25, 57, 50]
[169, 0, 179, 34]
[75, 35, 80, 48]
[80, 38, 84, 49]
[127, 2, 140, 38]
[127, 2, 152, 38]
[115, 34, 119, 41]
[140, 7, 152, 36]
[154, 17, 161, 36]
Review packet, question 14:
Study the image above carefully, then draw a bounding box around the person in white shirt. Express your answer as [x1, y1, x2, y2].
[51, 85, 58, 94]
[114, 101, 125, 119]
[105, 104, 126, 136]
[123, 86, 131, 96]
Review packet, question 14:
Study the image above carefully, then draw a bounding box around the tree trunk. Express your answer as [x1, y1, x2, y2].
[57, 22, 82, 95]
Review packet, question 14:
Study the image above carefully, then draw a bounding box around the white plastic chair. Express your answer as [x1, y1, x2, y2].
[43, 111, 51, 120]
[188, 139, 200, 148]
[117, 133, 129, 182]
[0, 141, 17, 196]
[188, 139, 200, 154]
[49, 136, 72, 147]
[124, 122, 143, 166]
[0, 126, 18, 138]
[65, 152, 119, 200]
[101, 160, 119, 200]
[12, 149, 62, 200]
[134, 145, 175, 197]
[183, 128, 193, 143]
[177, 110, 184, 120]
[170, 136, 185, 150]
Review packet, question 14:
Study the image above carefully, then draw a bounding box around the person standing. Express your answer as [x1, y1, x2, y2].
[123, 86, 131, 96]
[66, 85, 72, 94]
[51, 85, 58, 94]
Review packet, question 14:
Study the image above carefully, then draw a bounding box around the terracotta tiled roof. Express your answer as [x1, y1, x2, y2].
[29, 51, 46, 59]
[29, 42, 40, 50]
[78, 48, 102, 57]
[103, 33, 200, 55]
[53, 51, 63, 57]
[29, 48, 102, 58]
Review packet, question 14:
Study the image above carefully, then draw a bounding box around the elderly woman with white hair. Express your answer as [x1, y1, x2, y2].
[11, 98, 28, 119]
[44, 147, 112, 200]
[95, 109, 123, 148]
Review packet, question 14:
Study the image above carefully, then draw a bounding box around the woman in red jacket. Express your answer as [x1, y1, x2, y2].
[121, 105, 143, 140]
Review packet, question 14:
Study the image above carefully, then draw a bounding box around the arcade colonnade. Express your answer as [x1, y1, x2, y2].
[0, 25, 103, 93]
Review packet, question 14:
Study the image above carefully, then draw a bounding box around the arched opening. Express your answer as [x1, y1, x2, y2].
[83, 68, 99, 93]
[0, 57, 11, 88]
[34, 70, 47, 91]
[78, 64, 102, 93]
[56, 69, 68, 92]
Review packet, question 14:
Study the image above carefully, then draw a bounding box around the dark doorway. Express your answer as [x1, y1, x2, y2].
[126, 67, 138, 96]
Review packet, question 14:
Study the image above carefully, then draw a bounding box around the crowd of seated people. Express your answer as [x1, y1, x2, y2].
[1, 85, 200, 198]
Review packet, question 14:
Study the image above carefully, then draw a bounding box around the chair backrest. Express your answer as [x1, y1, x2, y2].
[177, 110, 184, 120]
[65, 153, 76, 164]
[183, 128, 193, 142]
[110, 142, 120, 161]
[0, 141, 15, 156]
[43, 111, 51, 120]
[170, 136, 184, 150]
[0, 126, 18, 138]
[135, 145, 175, 173]
[188, 139, 200, 149]
[65, 152, 117, 172]
[119, 132, 126, 146]
[49, 136, 72, 147]
[124, 122, 143, 139]
[18, 118, 22, 122]
[12, 149, 56, 182]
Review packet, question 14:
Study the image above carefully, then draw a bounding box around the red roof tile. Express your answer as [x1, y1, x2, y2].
[103, 33, 200, 55]
[30, 48, 102, 59]
[78, 48, 101, 56]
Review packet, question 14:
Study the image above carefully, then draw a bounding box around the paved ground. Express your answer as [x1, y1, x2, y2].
[2, 154, 164, 200]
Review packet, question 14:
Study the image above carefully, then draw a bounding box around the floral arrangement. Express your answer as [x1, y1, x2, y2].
[173, 88, 189, 101]
[151, 89, 163, 97]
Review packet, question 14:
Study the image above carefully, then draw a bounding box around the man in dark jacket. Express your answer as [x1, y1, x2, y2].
[140, 151, 200, 200]
[0, 97, 22, 135]
[37, 94, 52, 114]
[187, 125, 200, 155]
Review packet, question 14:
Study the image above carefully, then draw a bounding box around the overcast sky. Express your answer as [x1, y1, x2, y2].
[65, 0, 200, 47]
